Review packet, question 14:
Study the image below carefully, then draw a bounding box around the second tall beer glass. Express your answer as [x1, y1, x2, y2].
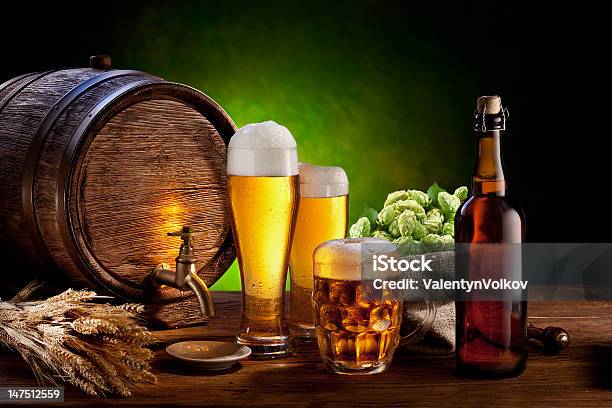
[227, 121, 299, 358]
[289, 163, 348, 339]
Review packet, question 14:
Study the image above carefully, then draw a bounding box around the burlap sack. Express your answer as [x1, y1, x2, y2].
[400, 250, 455, 354]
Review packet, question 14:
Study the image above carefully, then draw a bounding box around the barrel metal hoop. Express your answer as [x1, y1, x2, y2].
[21, 70, 148, 269]
[0, 70, 63, 115]
[0, 72, 39, 95]
[56, 79, 160, 298]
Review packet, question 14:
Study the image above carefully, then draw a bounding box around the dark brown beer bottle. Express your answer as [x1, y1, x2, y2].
[455, 95, 527, 378]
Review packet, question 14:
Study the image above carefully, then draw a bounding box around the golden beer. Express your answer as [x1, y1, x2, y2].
[289, 163, 348, 339]
[313, 274, 402, 373]
[312, 238, 434, 374]
[227, 121, 299, 357]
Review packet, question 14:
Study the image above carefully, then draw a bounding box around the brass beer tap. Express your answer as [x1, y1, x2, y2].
[151, 226, 215, 320]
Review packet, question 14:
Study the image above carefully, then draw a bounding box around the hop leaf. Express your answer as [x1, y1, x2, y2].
[427, 182, 446, 207]
[349, 217, 371, 238]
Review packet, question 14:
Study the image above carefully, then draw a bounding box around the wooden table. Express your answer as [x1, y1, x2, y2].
[1, 292, 612, 407]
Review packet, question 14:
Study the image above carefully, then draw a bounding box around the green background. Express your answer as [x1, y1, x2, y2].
[61, 1, 521, 290]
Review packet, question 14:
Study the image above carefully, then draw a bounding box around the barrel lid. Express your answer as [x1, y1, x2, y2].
[62, 82, 236, 301]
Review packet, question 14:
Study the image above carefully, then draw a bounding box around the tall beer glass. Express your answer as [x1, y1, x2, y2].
[289, 163, 348, 340]
[227, 121, 299, 358]
[312, 238, 435, 374]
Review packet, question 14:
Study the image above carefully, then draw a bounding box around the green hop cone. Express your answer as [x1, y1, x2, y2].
[361, 183, 466, 254]
[372, 230, 394, 241]
[361, 207, 379, 230]
[407, 189, 431, 208]
[442, 222, 454, 236]
[454, 186, 468, 202]
[423, 208, 444, 234]
[394, 199, 426, 220]
[421, 234, 455, 252]
[349, 217, 371, 238]
[384, 190, 410, 207]
[394, 235, 415, 256]
[388, 218, 401, 238]
[438, 192, 461, 219]
[397, 210, 417, 237]
[393, 235, 414, 245]
[421, 233, 454, 252]
[421, 233, 442, 244]
[439, 234, 454, 244]
[412, 221, 428, 240]
[377, 205, 398, 227]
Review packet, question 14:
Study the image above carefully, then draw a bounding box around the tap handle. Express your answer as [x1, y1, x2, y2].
[168, 226, 205, 250]
[167, 225, 204, 239]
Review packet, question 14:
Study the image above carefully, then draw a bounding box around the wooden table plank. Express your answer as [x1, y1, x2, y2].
[1, 292, 611, 407]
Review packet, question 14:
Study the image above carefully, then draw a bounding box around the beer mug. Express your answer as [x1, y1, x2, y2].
[227, 121, 299, 358]
[289, 163, 349, 340]
[312, 238, 436, 374]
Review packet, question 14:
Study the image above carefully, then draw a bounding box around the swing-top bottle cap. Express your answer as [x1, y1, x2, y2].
[476, 95, 502, 114]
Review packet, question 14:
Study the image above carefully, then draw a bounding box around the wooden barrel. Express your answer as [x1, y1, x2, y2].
[0, 56, 236, 327]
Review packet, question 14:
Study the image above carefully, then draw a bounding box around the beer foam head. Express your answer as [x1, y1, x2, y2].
[227, 121, 298, 176]
[299, 162, 348, 198]
[313, 237, 398, 280]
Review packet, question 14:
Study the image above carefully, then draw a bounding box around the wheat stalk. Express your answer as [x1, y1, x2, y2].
[0, 285, 157, 398]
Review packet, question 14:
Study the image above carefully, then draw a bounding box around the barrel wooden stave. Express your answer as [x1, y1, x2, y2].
[0, 69, 98, 265]
[33, 72, 156, 290]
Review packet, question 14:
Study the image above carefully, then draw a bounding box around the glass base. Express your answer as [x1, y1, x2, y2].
[237, 334, 294, 359]
[289, 323, 316, 341]
[323, 359, 390, 375]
